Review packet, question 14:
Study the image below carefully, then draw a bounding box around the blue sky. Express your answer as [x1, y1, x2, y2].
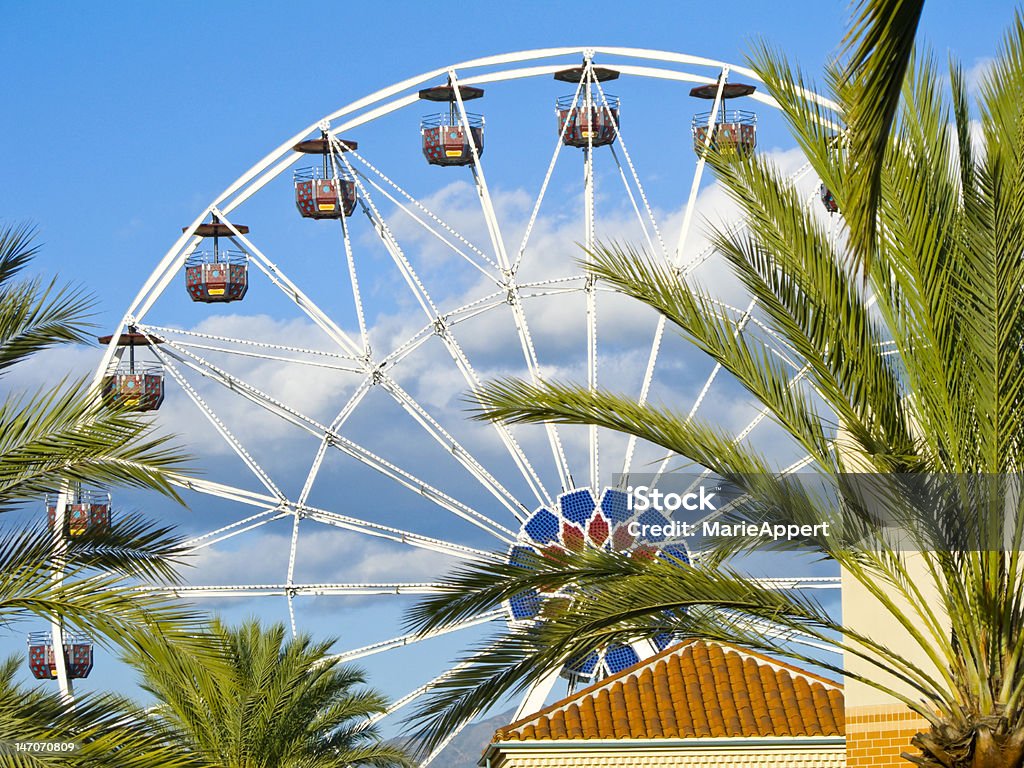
[1, 0, 1018, 741]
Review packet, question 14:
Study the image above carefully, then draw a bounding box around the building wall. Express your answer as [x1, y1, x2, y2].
[845, 706, 930, 768]
[836, 423, 946, 767]
[841, 554, 940, 765]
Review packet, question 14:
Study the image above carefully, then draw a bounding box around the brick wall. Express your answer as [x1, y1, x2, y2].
[846, 706, 928, 767]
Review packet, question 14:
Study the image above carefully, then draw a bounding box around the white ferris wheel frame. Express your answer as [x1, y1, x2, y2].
[72, 46, 844, 758]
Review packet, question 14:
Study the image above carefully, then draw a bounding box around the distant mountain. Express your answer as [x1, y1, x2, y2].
[393, 708, 516, 768]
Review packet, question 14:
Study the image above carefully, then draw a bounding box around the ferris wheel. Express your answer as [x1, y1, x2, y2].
[79, 46, 844, 762]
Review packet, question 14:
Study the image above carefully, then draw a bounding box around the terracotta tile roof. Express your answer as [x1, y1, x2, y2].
[494, 639, 844, 742]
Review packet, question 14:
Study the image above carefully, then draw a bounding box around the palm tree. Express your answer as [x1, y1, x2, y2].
[0, 222, 214, 764]
[404, 10, 1024, 768]
[129, 619, 414, 768]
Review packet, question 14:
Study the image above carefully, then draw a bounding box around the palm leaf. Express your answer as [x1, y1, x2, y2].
[840, 0, 926, 270]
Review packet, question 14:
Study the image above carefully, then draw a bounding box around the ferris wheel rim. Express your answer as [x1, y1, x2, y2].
[93, 45, 842, 385]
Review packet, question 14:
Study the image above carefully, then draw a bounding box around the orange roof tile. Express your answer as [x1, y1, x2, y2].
[494, 640, 844, 742]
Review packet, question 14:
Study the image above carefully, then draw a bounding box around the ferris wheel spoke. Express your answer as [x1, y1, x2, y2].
[752, 577, 840, 590]
[345, 151, 500, 280]
[581, 62, 601, 493]
[623, 295, 799, 481]
[324, 431, 517, 542]
[341, 153, 437, 319]
[159, 341, 365, 373]
[676, 159, 816, 278]
[607, 145, 663, 259]
[683, 298, 759, 420]
[727, 613, 840, 655]
[586, 276, 599, 492]
[619, 312, 666, 481]
[419, 726, 465, 767]
[652, 361, 813, 486]
[678, 66, 730, 265]
[172, 475, 280, 513]
[510, 75, 584, 276]
[658, 177, 824, 455]
[323, 142, 372, 358]
[327, 609, 504, 665]
[512, 666, 563, 722]
[450, 67, 507, 271]
[376, 288, 508, 370]
[285, 510, 302, 636]
[365, 659, 476, 728]
[210, 212, 365, 359]
[517, 285, 586, 299]
[152, 583, 445, 598]
[446, 69, 575, 492]
[142, 326, 286, 502]
[176, 473, 495, 561]
[302, 507, 495, 561]
[502, 287, 575, 492]
[585, 63, 669, 258]
[373, 294, 559, 511]
[152, 337, 516, 541]
[443, 306, 567, 510]
[379, 378, 532, 521]
[183, 507, 289, 552]
[295, 379, 372, 511]
[701, 297, 802, 368]
[141, 325, 365, 363]
[675, 443, 826, 539]
[598, 81, 668, 260]
[286, 379, 376, 634]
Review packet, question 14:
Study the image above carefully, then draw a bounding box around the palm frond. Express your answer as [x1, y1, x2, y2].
[0, 223, 40, 287]
[840, 0, 926, 269]
[471, 376, 787, 478]
[0, 277, 95, 375]
[404, 548, 952, 754]
[0, 377, 190, 507]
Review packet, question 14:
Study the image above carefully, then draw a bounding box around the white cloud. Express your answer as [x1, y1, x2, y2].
[183, 526, 458, 606]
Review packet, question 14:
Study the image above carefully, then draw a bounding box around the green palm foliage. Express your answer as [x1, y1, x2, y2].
[405, 11, 1024, 768]
[0, 655, 198, 767]
[130, 619, 414, 768]
[0, 225, 185, 504]
[0, 223, 212, 763]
